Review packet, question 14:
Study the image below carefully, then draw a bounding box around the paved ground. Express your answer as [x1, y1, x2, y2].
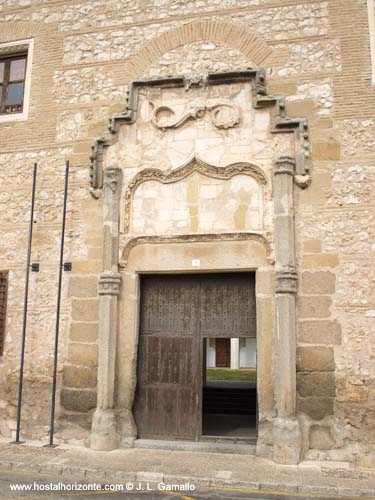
[0, 469, 359, 500]
[0, 439, 374, 499]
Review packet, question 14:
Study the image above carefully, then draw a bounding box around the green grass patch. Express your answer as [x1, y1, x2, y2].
[206, 368, 256, 381]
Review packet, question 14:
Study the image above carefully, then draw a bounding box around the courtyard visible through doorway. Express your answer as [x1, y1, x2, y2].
[202, 337, 257, 440]
[133, 272, 257, 442]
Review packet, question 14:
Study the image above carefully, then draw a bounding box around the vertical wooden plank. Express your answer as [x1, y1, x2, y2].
[134, 275, 199, 440]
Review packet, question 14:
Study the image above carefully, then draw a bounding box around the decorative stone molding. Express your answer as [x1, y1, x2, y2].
[274, 156, 295, 177]
[123, 156, 267, 233]
[98, 273, 121, 296]
[275, 266, 298, 294]
[151, 98, 240, 130]
[183, 72, 209, 90]
[274, 156, 311, 189]
[89, 69, 312, 193]
[103, 167, 121, 195]
[90, 136, 112, 193]
[119, 232, 272, 267]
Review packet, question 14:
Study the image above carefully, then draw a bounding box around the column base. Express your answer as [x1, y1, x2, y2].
[118, 409, 137, 448]
[273, 417, 302, 465]
[90, 408, 119, 451]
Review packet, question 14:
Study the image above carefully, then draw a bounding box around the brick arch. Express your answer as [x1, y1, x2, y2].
[124, 20, 273, 78]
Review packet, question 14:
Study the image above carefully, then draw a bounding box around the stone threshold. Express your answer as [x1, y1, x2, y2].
[134, 438, 257, 455]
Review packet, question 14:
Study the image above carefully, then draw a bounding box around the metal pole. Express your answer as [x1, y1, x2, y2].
[12, 163, 38, 445]
[46, 161, 69, 448]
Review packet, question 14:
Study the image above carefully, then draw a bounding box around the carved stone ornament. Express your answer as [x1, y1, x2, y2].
[103, 167, 121, 195]
[119, 232, 272, 267]
[275, 266, 298, 294]
[151, 98, 240, 130]
[98, 272, 121, 296]
[89, 70, 312, 192]
[123, 155, 267, 233]
[183, 72, 209, 90]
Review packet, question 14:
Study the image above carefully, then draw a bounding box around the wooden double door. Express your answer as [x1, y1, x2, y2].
[133, 272, 256, 440]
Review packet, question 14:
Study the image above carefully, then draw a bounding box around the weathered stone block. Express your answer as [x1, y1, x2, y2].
[297, 396, 334, 420]
[71, 299, 99, 321]
[63, 365, 97, 389]
[301, 272, 336, 294]
[302, 254, 338, 268]
[303, 240, 321, 253]
[255, 270, 274, 295]
[312, 142, 340, 160]
[67, 342, 98, 367]
[297, 347, 334, 372]
[297, 372, 336, 397]
[61, 389, 97, 412]
[298, 296, 332, 318]
[298, 320, 342, 345]
[70, 322, 98, 343]
[286, 100, 315, 118]
[68, 276, 98, 298]
[309, 425, 335, 449]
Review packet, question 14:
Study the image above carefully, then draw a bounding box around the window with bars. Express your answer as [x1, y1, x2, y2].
[0, 271, 8, 356]
[0, 54, 27, 115]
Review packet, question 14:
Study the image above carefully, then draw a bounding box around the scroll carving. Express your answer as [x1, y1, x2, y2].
[151, 99, 240, 130]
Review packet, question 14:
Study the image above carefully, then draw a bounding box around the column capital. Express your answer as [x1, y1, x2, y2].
[274, 156, 295, 176]
[98, 272, 121, 296]
[275, 266, 298, 294]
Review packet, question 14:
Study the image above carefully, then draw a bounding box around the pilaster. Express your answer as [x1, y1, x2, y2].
[272, 156, 302, 464]
[90, 167, 122, 451]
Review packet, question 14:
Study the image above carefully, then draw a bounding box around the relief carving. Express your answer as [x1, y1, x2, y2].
[151, 98, 240, 130]
[123, 156, 267, 234]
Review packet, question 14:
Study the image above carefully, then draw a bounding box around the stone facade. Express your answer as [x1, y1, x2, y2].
[0, 0, 374, 465]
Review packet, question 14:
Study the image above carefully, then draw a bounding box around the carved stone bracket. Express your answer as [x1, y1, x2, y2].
[98, 272, 121, 296]
[151, 99, 240, 130]
[275, 266, 298, 294]
[274, 155, 311, 189]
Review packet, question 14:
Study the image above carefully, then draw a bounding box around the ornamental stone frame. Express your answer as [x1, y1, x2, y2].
[89, 70, 311, 464]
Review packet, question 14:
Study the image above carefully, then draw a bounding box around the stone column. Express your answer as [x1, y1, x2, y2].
[230, 338, 240, 369]
[90, 167, 122, 451]
[272, 156, 302, 464]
